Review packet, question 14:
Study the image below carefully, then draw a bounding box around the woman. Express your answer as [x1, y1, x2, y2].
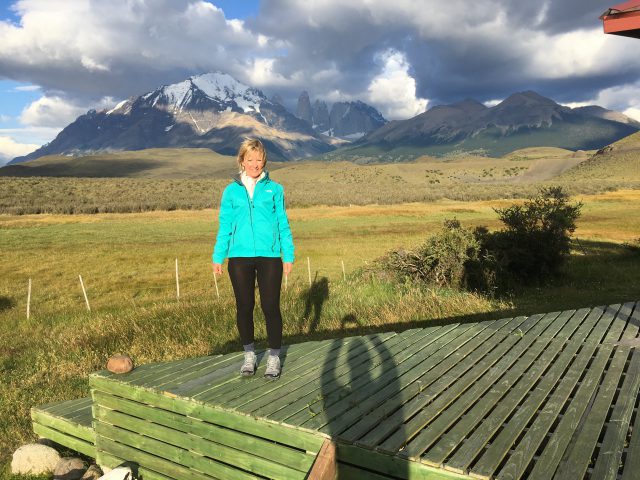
[212, 138, 294, 379]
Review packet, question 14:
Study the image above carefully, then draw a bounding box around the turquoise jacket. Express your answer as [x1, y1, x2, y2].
[212, 172, 295, 264]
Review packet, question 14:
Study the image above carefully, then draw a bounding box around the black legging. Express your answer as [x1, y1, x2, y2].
[228, 257, 283, 349]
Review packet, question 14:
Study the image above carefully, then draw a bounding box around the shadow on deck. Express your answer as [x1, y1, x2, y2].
[32, 300, 640, 479]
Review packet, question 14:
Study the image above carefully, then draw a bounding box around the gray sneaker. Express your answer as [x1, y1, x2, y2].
[264, 355, 281, 379]
[240, 351, 257, 376]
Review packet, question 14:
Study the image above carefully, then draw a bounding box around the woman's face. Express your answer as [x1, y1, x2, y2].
[242, 149, 266, 179]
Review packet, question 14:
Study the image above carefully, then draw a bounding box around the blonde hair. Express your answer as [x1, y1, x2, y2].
[237, 138, 267, 173]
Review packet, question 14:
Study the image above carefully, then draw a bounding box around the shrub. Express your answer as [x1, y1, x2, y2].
[484, 186, 582, 286]
[382, 219, 485, 290]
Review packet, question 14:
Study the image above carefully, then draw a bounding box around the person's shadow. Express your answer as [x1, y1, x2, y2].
[317, 315, 407, 478]
[301, 275, 329, 334]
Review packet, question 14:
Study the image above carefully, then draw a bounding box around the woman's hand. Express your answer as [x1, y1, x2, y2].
[213, 263, 223, 275]
[283, 262, 293, 276]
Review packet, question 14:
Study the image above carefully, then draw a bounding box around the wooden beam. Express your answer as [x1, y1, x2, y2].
[308, 439, 337, 480]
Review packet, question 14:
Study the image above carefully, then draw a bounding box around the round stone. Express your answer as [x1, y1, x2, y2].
[107, 355, 134, 373]
[11, 443, 61, 475]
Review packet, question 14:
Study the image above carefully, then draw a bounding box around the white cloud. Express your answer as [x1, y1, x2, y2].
[0, 114, 11, 122]
[623, 108, 640, 122]
[367, 50, 428, 120]
[0, 136, 40, 164]
[484, 99, 503, 107]
[13, 84, 40, 92]
[19, 95, 116, 128]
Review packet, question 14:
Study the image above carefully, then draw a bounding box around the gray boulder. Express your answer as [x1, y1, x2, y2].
[11, 443, 61, 475]
[54, 457, 86, 479]
[81, 464, 104, 480]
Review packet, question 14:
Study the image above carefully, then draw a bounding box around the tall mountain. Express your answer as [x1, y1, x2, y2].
[293, 92, 387, 139]
[296, 91, 313, 124]
[349, 91, 640, 157]
[11, 73, 335, 164]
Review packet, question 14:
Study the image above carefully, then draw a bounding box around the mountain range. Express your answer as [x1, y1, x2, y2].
[8, 73, 640, 165]
[342, 91, 640, 158]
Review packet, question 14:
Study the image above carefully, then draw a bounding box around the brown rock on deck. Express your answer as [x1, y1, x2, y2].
[32, 301, 640, 479]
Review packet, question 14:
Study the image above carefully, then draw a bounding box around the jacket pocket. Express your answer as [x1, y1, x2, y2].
[231, 225, 237, 246]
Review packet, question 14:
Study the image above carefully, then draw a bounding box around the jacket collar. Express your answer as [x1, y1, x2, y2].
[233, 170, 270, 185]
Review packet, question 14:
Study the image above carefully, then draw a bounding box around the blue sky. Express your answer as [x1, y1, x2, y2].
[1, 0, 639, 163]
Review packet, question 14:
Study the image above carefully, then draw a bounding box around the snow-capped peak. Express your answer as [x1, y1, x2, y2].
[149, 71, 266, 114]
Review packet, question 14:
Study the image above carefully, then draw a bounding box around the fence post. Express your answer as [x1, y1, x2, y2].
[175, 258, 180, 300]
[307, 257, 312, 285]
[341, 259, 346, 281]
[79, 275, 91, 312]
[27, 278, 31, 319]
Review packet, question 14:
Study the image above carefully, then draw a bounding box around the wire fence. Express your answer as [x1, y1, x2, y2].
[11, 256, 353, 319]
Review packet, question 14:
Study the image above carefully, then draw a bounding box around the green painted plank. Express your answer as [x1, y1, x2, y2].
[35, 397, 93, 417]
[524, 343, 614, 479]
[192, 337, 370, 402]
[308, 316, 531, 438]
[336, 443, 472, 480]
[585, 304, 623, 344]
[227, 333, 400, 411]
[248, 328, 444, 422]
[600, 302, 633, 344]
[420, 308, 590, 468]
[423, 336, 566, 470]
[439, 337, 574, 472]
[617, 301, 640, 342]
[591, 348, 640, 480]
[96, 421, 262, 480]
[404, 331, 562, 462]
[469, 341, 594, 479]
[93, 391, 315, 472]
[108, 355, 216, 385]
[340, 320, 506, 444]
[569, 305, 615, 345]
[261, 325, 462, 424]
[137, 353, 243, 389]
[89, 375, 325, 453]
[31, 409, 95, 444]
[494, 342, 601, 480]
[33, 423, 96, 458]
[368, 313, 556, 453]
[96, 439, 222, 480]
[95, 408, 309, 479]
[551, 346, 630, 479]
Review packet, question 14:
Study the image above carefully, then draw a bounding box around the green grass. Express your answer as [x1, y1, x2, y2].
[1, 193, 640, 475]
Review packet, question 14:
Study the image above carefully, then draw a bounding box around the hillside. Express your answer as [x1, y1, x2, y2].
[559, 131, 640, 182]
[0, 148, 245, 179]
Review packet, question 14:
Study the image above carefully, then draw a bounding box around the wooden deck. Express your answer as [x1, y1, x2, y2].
[32, 301, 640, 479]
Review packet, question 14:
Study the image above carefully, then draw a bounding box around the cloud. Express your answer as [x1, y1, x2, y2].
[0, 0, 639, 126]
[0, 135, 39, 164]
[13, 84, 40, 92]
[0, 0, 267, 100]
[19, 95, 117, 128]
[367, 50, 428, 120]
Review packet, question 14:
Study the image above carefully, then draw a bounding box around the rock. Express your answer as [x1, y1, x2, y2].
[54, 457, 86, 479]
[11, 443, 61, 475]
[98, 466, 133, 480]
[81, 464, 103, 480]
[107, 355, 134, 373]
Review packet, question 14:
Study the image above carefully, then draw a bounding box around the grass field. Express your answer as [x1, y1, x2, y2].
[1, 190, 640, 476]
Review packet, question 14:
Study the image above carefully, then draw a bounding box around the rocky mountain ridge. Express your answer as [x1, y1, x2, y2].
[11, 72, 334, 164]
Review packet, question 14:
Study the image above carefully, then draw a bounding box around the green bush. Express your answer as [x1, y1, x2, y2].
[377, 187, 582, 293]
[380, 219, 485, 290]
[482, 186, 582, 287]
